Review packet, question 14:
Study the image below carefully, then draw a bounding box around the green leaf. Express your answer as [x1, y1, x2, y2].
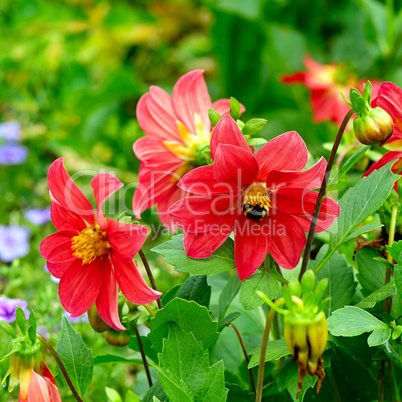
[152, 235, 235, 276]
[15, 306, 27, 336]
[161, 284, 181, 306]
[57, 316, 93, 397]
[317, 164, 398, 272]
[226, 383, 254, 401]
[94, 354, 143, 366]
[218, 274, 241, 328]
[157, 324, 228, 402]
[387, 240, 402, 264]
[327, 306, 388, 337]
[239, 270, 279, 311]
[128, 335, 159, 363]
[329, 146, 370, 188]
[367, 327, 392, 347]
[148, 298, 219, 353]
[28, 310, 37, 334]
[175, 276, 212, 309]
[276, 357, 317, 401]
[248, 339, 291, 368]
[394, 265, 402, 301]
[310, 246, 356, 315]
[0, 320, 17, 339]
[229, 97, 240, 121]
[28, 326, 36, 346]
[143, 381, 167, 402]
[356, 281, 396, 309]
[356, 247, 386, 294]
[125, 390, 140, 402]
[343, 222, 383, 243]
[208, 108, 221, 127]
[242, 118, 268, 135]
[105, 387, 123, 402]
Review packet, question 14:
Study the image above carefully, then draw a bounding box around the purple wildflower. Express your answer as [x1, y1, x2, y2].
[0, 297, 29, 323]
[0, 121, 21, 141]
[0, 225, 30, 262]
[63, 312, 89, 324]
[0, 144, 28, 165]
[25, 207, 51, 225]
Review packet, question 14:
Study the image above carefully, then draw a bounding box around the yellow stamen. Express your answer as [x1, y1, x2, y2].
[242, 183, 271, 221]
[71, 226, 109, 264]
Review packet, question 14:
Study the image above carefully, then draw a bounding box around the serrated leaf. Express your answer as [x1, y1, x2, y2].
[152, 235, 235, 276]
[242, 118, 268, 135]
[229, 97, 240, 121]
[175, 276, 212, 308]
[157, 324, 228, 402]
[248, 339, 291, 368]
[57, 316, 93, 397]
[148, 299, 219, 353]
[356, 281, 396, 309]
[239, 270, 279, 311]
[367, 327, 391, 347]
[310, 246, 356, 315]
[327, 306, 388, 338]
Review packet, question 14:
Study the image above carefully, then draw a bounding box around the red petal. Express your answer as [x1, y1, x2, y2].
[46, 240, 75, 265]
[59, 259, 103, 316]
[48, 158, 95, 225]
[134, 136, 183, 165]
[136, 88, 181, 141]
[110, 251, 162, 305]
[210, 115, 250, 159]
[255, 131, 308, 181]
[172, 70, 212, 135]
[268, 212, 306, 269]
[211, 99, 246, 117]
[214, 144, 258, 186]
[168, 194, 238, 233]
[179, 165, 236, 195]
[96, 258, 125, 331]
[91, 173, 123, 229]
[22, 372, 49, 402]
[266, 157, 326, 190]
[184, 213, 236, 258]
[372, 81, 402, 132]
[273, 188, 340, 218]
[281, 71, 307, 84]
[363, 151, 402, 177]
[106, 218, 147, 261]
[50, 203, 86, 232]
[156, 185, 183, 233]
[40, 231, 74, 260]
[234, 215, 270, 280]
[44, 377, 61, 402]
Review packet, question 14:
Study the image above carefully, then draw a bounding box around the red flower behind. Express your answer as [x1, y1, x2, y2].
[133, 70, 244, 232]
[40, 158, 161, 330]
[19, 371, 61, 402]
[363, 82, 402, 182]
[168, 116, 340, 280]
[282, 55, 379, 125]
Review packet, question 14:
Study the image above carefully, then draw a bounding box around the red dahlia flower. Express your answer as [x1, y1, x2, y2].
[40, 158, 161, 330]
[133, 70, 244, 232]
[363, 82, 402, 181]
[168, 116, 340, 280]
[282, 55, 379, 125]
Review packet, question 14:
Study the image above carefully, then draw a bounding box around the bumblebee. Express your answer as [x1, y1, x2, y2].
[242, 202, 269, 221]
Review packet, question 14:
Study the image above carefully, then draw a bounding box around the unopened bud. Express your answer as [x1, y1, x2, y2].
[104, 327, 132, 347]
[88, 305, 110, 333]
[354, 107, 393, 145]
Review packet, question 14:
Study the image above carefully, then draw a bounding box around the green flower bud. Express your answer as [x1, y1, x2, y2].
[104, 327, 132, 347]
[301, 270, 315, 295]
[88, 304, 110, 333]
[354, 107, 393, 145]
[287, 277, 302, 298]
[284, 311, 327, 397]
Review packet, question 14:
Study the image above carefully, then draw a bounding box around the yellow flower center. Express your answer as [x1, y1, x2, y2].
[71, 226, 109, 264]
[242, 183, 271, 221]
[163, 113, 211, 161]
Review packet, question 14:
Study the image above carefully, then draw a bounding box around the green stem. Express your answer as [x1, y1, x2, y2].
[299, 109, 354, 281]
[37, 334, 84, 402]
[139, 249, 163, 310]
[256, 298, 285, 402]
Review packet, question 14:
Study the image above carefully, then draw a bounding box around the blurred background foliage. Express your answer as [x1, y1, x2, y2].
[1, 0, 402, 400]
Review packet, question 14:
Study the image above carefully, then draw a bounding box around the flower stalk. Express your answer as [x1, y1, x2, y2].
[299, 109, 354, 280]
[134, 326, 153, 388]
[139, 249, 163, 310]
